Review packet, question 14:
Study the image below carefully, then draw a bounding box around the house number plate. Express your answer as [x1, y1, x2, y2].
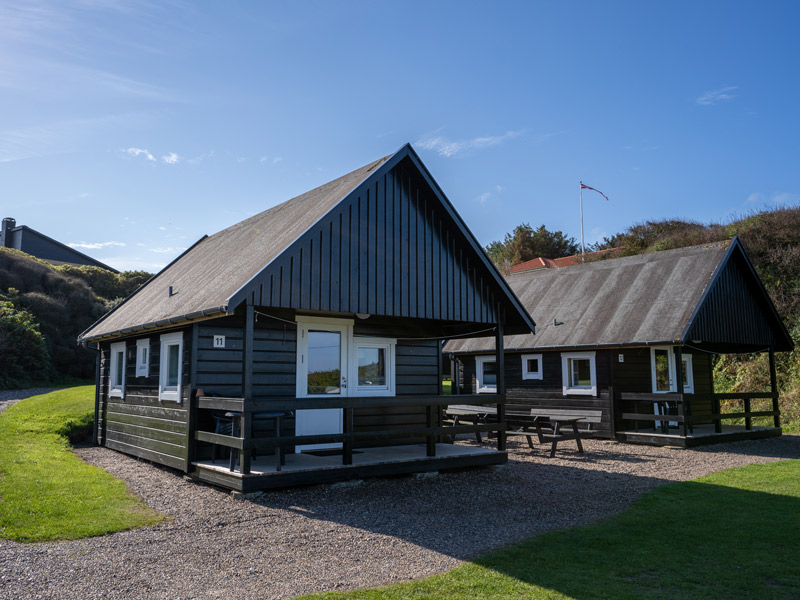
[213, 335, 226, 348]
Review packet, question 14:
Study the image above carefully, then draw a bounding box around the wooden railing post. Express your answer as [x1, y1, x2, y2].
[239, 411, 251, 474]
[769, 348, 780, 428]
[343, 408, 354, 465]
[744, 397, 752, 430]
[426, 405, 436, 457]
[495, 312, 506, 451]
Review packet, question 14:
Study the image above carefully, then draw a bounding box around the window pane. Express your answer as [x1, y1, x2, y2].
[569, 358, 591, 387]
[308, 330, 341, 394]
[654, 349, 671, 392]
[114, 351, 124, 386]
[526, 358, 539, 373]
[682, 359, 690, 386]
[482, 361, 497, 386]
[167, 344, 180, 387]
[141, 347, 148, 366]
[358, 347, 386, 386]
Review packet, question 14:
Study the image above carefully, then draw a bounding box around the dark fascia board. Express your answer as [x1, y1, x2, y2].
[17, 225, 119, 273]
[678, 236, 793, 351]
[402, 145, 536, 335]
[77, 235, 210, 344]
[226, 143, 536, 336]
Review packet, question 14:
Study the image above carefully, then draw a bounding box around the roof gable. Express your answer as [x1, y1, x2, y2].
[80, 145, 534, 342]
[446, 238, 792, 353]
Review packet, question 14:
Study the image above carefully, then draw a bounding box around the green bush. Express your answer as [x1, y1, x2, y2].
[0, 300, 51, 388]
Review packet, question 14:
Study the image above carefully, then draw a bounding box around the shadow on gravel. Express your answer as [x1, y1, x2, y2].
[248, 447, 676, 560]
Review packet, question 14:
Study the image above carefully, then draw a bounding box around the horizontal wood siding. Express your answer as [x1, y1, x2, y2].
[98, 330, 191, 471]
[353, 339, 439, 447]
[455, 350, 613, 437]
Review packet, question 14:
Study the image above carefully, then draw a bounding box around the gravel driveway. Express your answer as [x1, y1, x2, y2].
[1, 394, 799, 600]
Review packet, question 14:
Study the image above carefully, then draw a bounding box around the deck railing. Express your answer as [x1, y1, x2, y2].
[193, 394, 506, 475]
[619, 392, 779, 436]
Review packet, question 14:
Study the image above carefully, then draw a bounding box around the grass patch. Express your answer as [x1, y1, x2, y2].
[301, 460, 800, 599]
[0, 386, 163, 542]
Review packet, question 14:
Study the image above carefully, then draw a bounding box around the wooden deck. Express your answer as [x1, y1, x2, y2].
[616, 424, 782, 447]
[192, 443, 506, 491]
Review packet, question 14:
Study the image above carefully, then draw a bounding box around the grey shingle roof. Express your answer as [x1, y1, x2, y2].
[446, 240, 733, 353]
[79, 154, 390, 341]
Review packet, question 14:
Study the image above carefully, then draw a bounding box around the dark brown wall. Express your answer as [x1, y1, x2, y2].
[97, 328, 191, 471]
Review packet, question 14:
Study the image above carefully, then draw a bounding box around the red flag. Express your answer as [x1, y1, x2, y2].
[580, 182, 609, 201]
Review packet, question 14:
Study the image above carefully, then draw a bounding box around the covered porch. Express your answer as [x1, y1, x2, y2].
[190, 394, 509, 491]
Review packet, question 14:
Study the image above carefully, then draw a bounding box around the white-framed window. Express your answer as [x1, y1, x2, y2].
[475, 355, 498, 393]
[561, 351, 597, 396]
[295, 317, 397, 398]
[521, 353, 543, 380]
[351, 337, 396, 396]
[651, 347, 694, 393]
[109, 341, 126, 398]
[159, 332, 183, 402]
[136, 338, 149, 377]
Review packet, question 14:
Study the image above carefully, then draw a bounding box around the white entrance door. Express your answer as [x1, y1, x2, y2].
[296, 319, 352, 451]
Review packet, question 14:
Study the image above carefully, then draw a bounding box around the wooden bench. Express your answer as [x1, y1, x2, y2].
[506, 409, 602, 457]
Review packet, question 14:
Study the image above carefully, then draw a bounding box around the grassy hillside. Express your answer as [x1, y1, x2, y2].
[0, 248, 150, 388]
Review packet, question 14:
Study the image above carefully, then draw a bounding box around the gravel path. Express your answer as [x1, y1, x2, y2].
[1, 432, 799, 600]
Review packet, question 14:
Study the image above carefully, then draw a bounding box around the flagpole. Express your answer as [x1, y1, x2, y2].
[579, 181, 585, 262]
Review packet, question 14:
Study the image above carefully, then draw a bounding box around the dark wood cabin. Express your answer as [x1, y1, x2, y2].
[78, 144, 535, 491]
[445, 239, 794, 447]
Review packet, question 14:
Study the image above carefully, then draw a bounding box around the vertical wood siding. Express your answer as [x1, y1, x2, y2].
[237, 158, 503, 324]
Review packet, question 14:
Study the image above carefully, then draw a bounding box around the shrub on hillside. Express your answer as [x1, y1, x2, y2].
[0, 300, 51, 388]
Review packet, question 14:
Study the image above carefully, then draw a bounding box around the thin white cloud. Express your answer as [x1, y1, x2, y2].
[125, 147, 155, 161]
[149, 247, 186, 254]
[476, 192, 491, 205]
[273, 156, 282, 164]
[416, 129, 523, 158]
[746, 191, 800, 205]
[162, 152, 180, 164]
[68, 241, 126, 250]
[159, 226, 167, 230]
[696, 86, 738, 106]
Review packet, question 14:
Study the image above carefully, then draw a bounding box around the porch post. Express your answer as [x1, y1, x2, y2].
[239, 303, 254, 474]
[495, 308, 506, 451]
[769, 347, 780, 428]
[675, 346, 685, 436]
[343, 408, 354, 464]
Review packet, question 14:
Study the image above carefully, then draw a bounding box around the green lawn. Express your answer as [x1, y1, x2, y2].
[0, 386, 163, 542]
[300, 459, 800, 600]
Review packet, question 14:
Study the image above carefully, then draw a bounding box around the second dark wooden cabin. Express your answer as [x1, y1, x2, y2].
[78, 144, 535, 490]
[446, 239, 794, 447]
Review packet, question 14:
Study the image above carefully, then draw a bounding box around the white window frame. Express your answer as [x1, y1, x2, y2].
[136, 338, 149, 378]
[159, 332, 184, 402]
[109, 341, 126, 398]
[521, 353, 543, 380]
[650, 346, 694, 394]
[475, 355, 498, 394]
[561, 351, 597, 396]
[681, 354, 694, 394]
[351, 337, 396, 396]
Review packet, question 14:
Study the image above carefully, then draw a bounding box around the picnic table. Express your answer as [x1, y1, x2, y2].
[445, 405, 598, 457]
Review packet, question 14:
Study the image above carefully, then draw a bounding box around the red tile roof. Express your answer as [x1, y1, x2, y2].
[509, 247, 621, 273]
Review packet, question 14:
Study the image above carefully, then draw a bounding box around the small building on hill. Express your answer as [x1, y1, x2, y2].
[446, 239, 794, 447]
[1, 217, 117, 272]
[77, 144, 535, 491]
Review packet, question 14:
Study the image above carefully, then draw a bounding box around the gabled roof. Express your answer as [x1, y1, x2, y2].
[446, 238, 793, 354]
[79, 144, 535, 343]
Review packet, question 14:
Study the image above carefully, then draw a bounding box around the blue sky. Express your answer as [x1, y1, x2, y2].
[2, 1, 799, 272]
